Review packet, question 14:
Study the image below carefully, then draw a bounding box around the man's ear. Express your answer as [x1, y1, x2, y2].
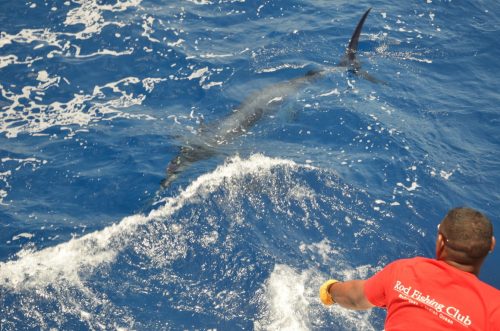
[490, 236, 496, 253]
[436, 233, 446, 258]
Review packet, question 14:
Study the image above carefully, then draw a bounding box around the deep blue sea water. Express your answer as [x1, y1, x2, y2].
[1, 0, 499, 330]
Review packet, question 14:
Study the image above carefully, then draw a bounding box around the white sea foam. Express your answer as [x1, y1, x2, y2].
[71, 45, 135, 58]
[396, 181, 419, 192]
[167, 38, 185, 47]
[0, 1, 160, 141]
[299, 238, 342, 265]
[256, 63, 307, 74]
[0, 28, 62, 49]
[255, 264, 312, 330]
[256, 263, 377, 331]
[318, 88, 340, 97]
[185, 0, 213, 4]
[12, 233, 35, 241]
[142, 77, 167, 93]
[429, 166, 458, 180]
[185, 66, 225, 89]
[0, 54, 44, 69]
[64, 0, 142, 40]
[0, 76, 157, 138]
[187, 67, 209, 80]
[199, 52, 234, 59]
[0, 154, 298, 291]
[0, 0, 141, 72]
[255, 232, 380, 330]
[0, 157, 46, 205]
[141, 15, 161, 43]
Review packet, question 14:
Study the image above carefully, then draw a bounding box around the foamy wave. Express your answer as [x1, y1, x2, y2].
[152, 154, 301, 218]
[0, 154, 301, 291]
[0, 214, 147, 291]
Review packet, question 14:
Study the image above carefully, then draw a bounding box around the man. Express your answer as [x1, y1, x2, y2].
[320, 207, 500, 330]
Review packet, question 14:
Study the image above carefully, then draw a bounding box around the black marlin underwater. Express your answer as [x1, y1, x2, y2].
[160, 8, 381, 188]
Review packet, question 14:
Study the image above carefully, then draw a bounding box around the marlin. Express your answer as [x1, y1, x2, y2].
[161, 8, 379, 188]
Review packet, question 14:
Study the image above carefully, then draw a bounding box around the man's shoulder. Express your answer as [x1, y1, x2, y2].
[382, 257, 451, 277]
[475, 277, 500, 298]
[389, 257, 500, 296]
[388, 256, 434, 267]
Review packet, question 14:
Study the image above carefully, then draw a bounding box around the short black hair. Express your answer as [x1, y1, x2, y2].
[440, 207, 493, 262]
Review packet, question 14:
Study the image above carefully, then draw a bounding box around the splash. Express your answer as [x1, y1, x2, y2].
[0, 152, 385, 329]
[0, 154, 299, 291]
[255, 264, 313, 330]
[256, 263, 377, 330]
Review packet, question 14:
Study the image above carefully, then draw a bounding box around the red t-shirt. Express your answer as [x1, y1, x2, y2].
[364, 257, 500, 330]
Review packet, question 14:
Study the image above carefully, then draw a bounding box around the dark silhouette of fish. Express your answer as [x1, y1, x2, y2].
[161, 8, 378, 188]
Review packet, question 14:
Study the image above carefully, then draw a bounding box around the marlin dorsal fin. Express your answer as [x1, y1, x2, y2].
[339, 8, 372, 69]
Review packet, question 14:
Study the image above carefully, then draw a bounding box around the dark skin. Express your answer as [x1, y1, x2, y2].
[327, 222, 496, 310]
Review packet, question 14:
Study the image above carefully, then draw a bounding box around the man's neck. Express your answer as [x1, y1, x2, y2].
[441, 259, 480, 276]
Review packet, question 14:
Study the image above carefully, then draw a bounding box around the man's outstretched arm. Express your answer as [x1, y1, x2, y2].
[320, 279, 375, 310]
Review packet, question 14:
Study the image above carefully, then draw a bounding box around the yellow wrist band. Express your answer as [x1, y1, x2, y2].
[319, 279, 339, 305]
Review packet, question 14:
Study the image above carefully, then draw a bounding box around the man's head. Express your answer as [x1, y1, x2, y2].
[436, 207, 495, 271]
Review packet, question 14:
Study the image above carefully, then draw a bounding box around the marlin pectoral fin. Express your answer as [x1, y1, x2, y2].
[160, 177, 169, 188]
[357, 70, 388, 85]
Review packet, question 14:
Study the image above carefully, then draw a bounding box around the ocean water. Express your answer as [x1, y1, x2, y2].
[1, 0, 499, 330]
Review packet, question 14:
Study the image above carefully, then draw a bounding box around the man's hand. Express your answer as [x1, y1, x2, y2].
[320, 279, 375, 310]
[319, 279, 339, 305]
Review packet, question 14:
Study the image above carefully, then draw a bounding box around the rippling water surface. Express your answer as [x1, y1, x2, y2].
[1, 0, 499, 329]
